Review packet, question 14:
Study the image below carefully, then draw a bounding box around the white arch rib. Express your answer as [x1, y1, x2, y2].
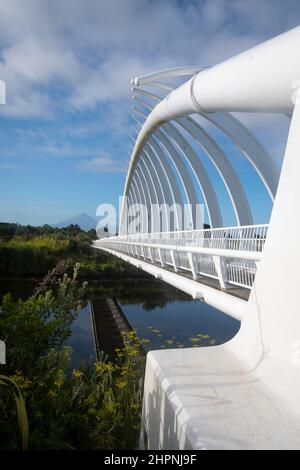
[132, 116, 183, 231]
[134, 85, 279, 201]
[121, 27, 300, 229]
[138, 157, 161, 232]
[134, 164, 152, 233]
[132, 173, 147, 233]
[141, 149, 170, 232]
[134, 103, 251, 225]
[151, 130, 198, 229]
[144, 140, 181, 231]
[133, 96, 222, 227]
[132, 115, 222, 228]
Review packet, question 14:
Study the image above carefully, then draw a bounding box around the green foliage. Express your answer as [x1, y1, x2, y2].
[0, 265, 145, 449]
[0, 222, 96, 241]
[0, 375, 29, 450]
[0, 222, 147, 279]
[0, 263, 86, 375]
[0, 236, 70, 252]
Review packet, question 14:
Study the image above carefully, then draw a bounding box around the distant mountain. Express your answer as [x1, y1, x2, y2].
[52, 212, 98, 231]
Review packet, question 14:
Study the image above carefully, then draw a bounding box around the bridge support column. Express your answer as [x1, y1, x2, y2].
[187, 252, 197, 280]
[170, 250, 178, 272]
[213, 255, 228, 289]
[158, 248, 164, 267]
[148, 246, 153, 262]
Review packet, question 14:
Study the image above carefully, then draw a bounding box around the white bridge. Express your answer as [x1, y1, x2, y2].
[94, 26, 300, 449]
[98, 224, 268, 320]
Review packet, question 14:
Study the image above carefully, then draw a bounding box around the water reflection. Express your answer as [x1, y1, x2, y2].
[120, 296, 240, 352]
[66, 303, 95, 369]
[0, 279, 240, 367]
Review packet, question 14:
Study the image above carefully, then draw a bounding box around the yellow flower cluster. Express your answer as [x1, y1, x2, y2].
[9, 370, 32, 390]
[54, 370, 65, 387]
[72, 369, 83, 379]
[116, 380, 127, 389]
[95, 361, 115, 374]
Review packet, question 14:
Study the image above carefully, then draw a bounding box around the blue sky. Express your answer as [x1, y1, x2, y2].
[0, 0, 298, 226]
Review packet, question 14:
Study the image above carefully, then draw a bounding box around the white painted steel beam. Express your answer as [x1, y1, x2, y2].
[138, 156, 161, 232]
[134, 166, 152, 232]
[133, 86, 279, 201]
[132, 97, 222, 227]
[132, 173, 148, 233]
[151, 130, 198, 229]
[141, 149, 170, 232]
[144, 142, 178, 231]
[121, 27, 300, 229]
[98, 239, 263, 261]
[133, 96, 253, 226]
[133, 116, 175, 232]
[146, 137, 183, 230]
[132, 66, 204, 86]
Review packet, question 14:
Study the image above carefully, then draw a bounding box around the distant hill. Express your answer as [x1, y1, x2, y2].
[52, 212, 97, 231]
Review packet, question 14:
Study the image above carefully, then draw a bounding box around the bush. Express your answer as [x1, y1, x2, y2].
[0, 264, 145, 449]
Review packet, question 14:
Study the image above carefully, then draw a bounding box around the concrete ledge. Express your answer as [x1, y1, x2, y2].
[142, 344, 300, 450]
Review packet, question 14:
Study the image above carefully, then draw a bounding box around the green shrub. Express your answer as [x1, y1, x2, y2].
[0, 264, 145, 449]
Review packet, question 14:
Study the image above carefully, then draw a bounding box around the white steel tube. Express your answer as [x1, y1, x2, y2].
[98, 239, 262, 262]
[122, 26, 300, 223]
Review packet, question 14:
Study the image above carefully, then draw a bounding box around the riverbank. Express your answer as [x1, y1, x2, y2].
[0, 261, 240, 450]
[0, 222, 151, 280]
[0, 265, 145, 450]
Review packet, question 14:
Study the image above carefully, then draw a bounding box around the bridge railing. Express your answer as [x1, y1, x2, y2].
[96, 224, 268, 290]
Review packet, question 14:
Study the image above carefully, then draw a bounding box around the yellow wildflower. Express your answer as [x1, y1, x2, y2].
[116, 380, 127, 389]
[72, 369, 82, 379]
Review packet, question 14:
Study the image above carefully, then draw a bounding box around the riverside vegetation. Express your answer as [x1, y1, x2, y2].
[0, 223, 217, 449]
[0, 222, 192, 450]
[0, 263, 145, 449]
[0, 222, 148, 280]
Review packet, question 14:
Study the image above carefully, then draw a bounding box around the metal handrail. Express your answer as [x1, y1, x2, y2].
[95, 224, 269, 290]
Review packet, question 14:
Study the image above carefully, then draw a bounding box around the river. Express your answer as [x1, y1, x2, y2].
[0, 278, 240, 368]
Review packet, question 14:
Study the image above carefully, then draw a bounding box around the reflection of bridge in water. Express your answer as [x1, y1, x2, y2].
[90, 297, 131, 361]
[94, 26, 300, 449]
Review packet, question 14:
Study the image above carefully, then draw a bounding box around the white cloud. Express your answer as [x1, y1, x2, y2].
[35, 143, 100, 158]
[0, 0, 298, 180]
[0, 0, 299, 118]
[78, 152, 125, 173]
